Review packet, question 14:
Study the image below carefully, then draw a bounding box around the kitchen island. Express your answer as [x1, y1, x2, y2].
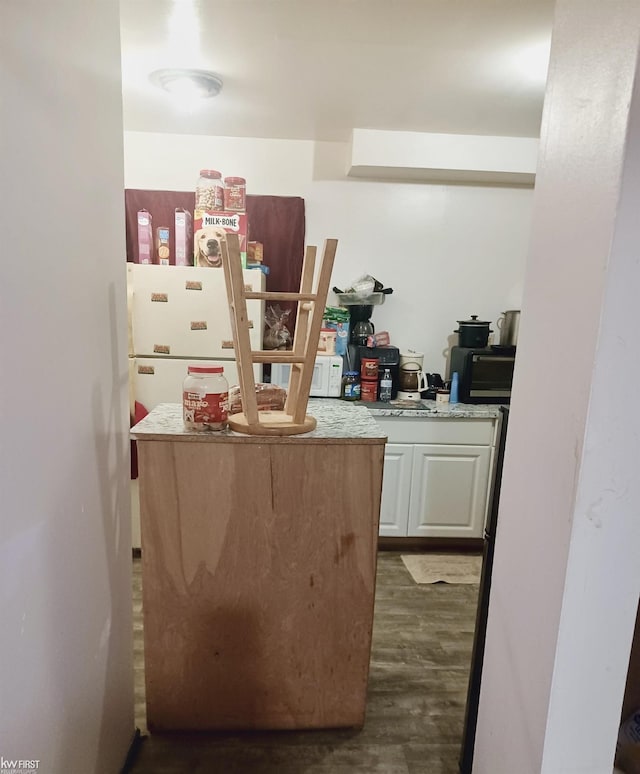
[131, 400, 386, 732]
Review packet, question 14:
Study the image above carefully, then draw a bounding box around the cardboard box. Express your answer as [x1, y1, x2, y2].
[193, 210, 247, 268]
[156, 226, 170, 265]
[137, 209, 153, 264]
[175, 209, 192, 266]
[247, 241, 263, 264]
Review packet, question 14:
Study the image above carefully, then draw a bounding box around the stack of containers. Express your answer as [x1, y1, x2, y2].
[360, 355, 379, 402]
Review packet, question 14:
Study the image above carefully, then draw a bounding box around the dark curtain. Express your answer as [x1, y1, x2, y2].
[124, 190, 305, 311]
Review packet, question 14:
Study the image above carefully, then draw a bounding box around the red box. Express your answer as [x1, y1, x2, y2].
[193, 210, 247, 268]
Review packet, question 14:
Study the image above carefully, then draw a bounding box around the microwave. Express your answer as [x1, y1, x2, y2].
[449, 346, 515, 404]
[271, 354, 343, 397]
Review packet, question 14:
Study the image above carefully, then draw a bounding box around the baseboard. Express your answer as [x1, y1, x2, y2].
[378, 537, 483, 552]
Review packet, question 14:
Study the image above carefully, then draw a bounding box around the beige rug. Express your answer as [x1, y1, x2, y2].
[401, 553, 483, 584]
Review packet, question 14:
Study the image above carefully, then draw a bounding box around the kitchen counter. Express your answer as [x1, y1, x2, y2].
[131, 399, 385, 732]
[364, 399, 503, 419]
[131, 398, 386, 442]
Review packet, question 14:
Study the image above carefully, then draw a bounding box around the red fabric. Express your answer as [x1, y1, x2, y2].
[124, 189, 306, 331]
[125, 189, 195, 266]
[130, 401, 149, 480]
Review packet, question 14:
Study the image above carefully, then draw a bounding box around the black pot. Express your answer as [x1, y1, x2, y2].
[455, 315, 493, 348]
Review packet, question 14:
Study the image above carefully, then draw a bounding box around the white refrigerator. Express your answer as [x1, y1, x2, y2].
[127, 263, 265, 546]
[128, 263, 264, 408]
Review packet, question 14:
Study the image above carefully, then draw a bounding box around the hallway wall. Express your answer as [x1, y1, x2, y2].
[0, 3, 134, 772]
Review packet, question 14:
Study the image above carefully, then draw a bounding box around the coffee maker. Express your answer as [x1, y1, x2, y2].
[348, 304, 375, 346]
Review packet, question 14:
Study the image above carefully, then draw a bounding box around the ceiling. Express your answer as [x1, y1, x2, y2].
[120, 0, 555, 142]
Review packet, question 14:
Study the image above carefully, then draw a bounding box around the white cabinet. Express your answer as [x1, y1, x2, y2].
[375, 416, 497, 539]
[379, 444, 414, 537]
[408, 444, 491, 538]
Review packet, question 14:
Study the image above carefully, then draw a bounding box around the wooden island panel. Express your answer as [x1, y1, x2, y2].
[137, 434, 384, 731]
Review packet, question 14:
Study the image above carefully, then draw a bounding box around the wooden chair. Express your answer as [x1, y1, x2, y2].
[220, 233, 338, 435]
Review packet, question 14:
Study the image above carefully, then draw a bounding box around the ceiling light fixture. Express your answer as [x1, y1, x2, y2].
[149, 68, 223, 99]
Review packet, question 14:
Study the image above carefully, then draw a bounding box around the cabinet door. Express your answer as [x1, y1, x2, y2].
[379, 444, 413, 537]
[408, 445, 491, 538]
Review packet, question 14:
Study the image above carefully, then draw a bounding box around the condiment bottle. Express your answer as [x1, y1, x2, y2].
[183, 365, 229, 430]
[341, 371, 361, 401]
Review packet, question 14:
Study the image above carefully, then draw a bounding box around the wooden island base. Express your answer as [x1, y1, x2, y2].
[133, 402, 386, 732]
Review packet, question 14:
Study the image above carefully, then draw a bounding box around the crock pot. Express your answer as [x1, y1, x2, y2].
[454, 315, 493, 348]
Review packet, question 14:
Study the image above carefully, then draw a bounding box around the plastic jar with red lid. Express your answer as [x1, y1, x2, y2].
[183, 365, 229, 430]
[360, 356, 379, 381]
[196, 170, 224, 211]
[224, 176, 246, 212]
[360, 380, 378, 402]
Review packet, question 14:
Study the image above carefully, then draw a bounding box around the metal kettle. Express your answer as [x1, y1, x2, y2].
[497, 310, 520, 347]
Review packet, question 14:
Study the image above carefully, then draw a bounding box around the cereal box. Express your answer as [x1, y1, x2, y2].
[175, 208, 193, 266]
[193, 210, 247, 268]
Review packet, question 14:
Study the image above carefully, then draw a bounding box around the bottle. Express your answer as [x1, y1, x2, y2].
[450, 371, 459, 404]
[183, 365, 229, 431]
[379, 369, 392, 402]
[341, 371, 361, 401]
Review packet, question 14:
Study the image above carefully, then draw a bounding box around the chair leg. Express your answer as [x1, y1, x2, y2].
[221, 234, 259, 425]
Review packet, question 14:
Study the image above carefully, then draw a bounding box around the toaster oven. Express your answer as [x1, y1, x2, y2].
[449, 346, 515, 404]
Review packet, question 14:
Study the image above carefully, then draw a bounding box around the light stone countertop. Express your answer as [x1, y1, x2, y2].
[130, 399, 387, 443]
[365, 399, 503, 419]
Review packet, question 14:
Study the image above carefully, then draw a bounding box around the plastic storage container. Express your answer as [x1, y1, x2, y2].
[183, 365, 229, 430]
[224, 176, 246, 212]
[360, 356, 379, 381]
[195, 170, 224, 211]
[360, 380, 378, 402]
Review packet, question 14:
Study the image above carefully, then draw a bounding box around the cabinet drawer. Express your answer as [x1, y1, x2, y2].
[374, 416, 494, 446]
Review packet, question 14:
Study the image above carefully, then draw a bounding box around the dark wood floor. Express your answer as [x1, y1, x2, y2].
[127, 553, 479, 773]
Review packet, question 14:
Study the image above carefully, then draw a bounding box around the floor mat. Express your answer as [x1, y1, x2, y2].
[401, 552, 482, 584]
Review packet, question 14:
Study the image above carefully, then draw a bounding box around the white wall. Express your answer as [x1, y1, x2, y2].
[124, 131, 533, 374]
[0, 3, 133, 773]
[474, 1, 640, 772]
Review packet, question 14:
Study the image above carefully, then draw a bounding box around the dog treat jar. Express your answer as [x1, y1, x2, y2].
[224, 176, 246, 212]
[195, 170, 224, 211]
[183, 365, 229, 431]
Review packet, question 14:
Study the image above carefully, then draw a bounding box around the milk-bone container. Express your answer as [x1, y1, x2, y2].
[224, 176, 246, 212]
[183, 365, 229, 431]
[195, 170, 224, 211]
